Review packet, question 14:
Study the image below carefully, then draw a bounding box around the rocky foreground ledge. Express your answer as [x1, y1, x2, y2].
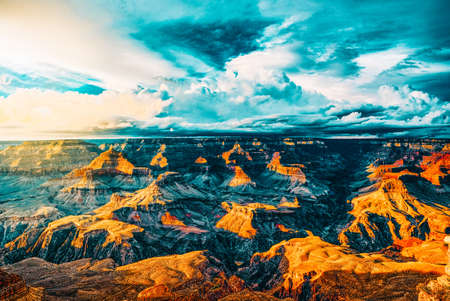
[0, 268, 44, 300]
[2, 233, 448, 300]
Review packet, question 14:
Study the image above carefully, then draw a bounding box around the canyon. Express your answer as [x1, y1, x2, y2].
[0, 138, 448, 300]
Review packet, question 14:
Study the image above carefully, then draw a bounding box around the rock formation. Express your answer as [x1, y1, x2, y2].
[216, 202, 276, 239]
[48, 148, 151, 211]
[420, 152, 449, 185]
[0, 138, 449, 300]
[222, 143, 253, 165]
[338, 151, 450, 252]
[150, 144, 168, 168]
[267, 152, 306, 184]
[0, 140, 99, 174]
[228, 166, 254, 187]
[195, 156, 208, 164]
[240, 234, 446, 300]
[160, 211, 186, 227]
[0, 268, 44, 300]
[339, 176, 449, 251]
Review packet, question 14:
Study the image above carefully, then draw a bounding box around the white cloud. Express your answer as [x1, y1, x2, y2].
[376, 85, 437, 108]
[290, 73, 374, 102]
[225, 44, 298, 82]
[340, 111, 362, 122]
[353, 46, 413, 84]
[0, 89, 170, 139]
[257, 16, 300, 48]
[212, 44, 300, 104]
[290, 47, 416, 104]
[177, 44, 302, 109]
[0, 0, 184, 91]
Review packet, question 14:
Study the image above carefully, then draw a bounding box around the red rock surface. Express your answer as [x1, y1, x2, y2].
[228, 165, 254, 187]
[222, 143, 253, 165]
[267, 152, 306, 184]
[245, 234, 446, 299]
[339, 160, 450, 250]
[216, 202, 277, 238]
[195, 156, 208, 164]
[420, 152, 450, 185]
[150, 144, 168, 168]
[0, 268, 44, 300]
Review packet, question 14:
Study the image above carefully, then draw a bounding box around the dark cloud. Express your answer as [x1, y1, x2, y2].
[254, 73, 302, 102]
[2, 0, 449, 138]
[408, 48, 450, 65]
[62, 0, 450, 137]
[133, 18, 273, 71]
[234, 114, 450, 138]
[325, 104, 386, 119]
[406, 73, 450, 101]
[277, 1, 450, 82]
[294, 45, 361, 77]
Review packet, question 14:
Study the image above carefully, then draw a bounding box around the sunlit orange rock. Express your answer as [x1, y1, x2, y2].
[61, 148, 143, 192]
[195, 156, 207, 164]
[94, 172, 176, 214]
[417, 275, 449, 301]
[62, 170, 110, 193]
[86, 147, 135, 174]
[137, 284, 173, 300]
[399, 239, 447, 265]
[416, 235, 449, 300]
[4, 255, 248, 300]
[228, 166, 253, 187]
[420, 153, 449, 185]
[278, 197, 300, 208]
[116, 250, 208, 291]
[71, 219, 142, 248]
[267, 152, 306, 184]
[421, 143, 435, 150]
[276, 224, 296, 233]
[66, 148, 136, 177]
[393, 159, 404, 167]
[299, 140, 314, 145]
[442, 143, 450, 152]
[366, 162, 418, 180]
[222, 143, 252, 164]
[150, 144, 168, 168]
[216, 202, 276, 238]
[338, 178, 450, 247]
[0, 140, 99, 173]
[5, 173, 178, 255]
[5, 214, 143, 252]
[283, 138, 295, 146]
[249, 234, 445, 298]
[161, 212, 186, 227]
[115, 251, 258, 300]
[220, 290, 293, 300]
[0, 269, 44, 300]
[382, 169, 419, 180]
[393, 237, 424, 249]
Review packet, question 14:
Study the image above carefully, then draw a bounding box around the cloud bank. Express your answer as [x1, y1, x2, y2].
[0, 0, 448, 139]
[0, 89, 171, 139]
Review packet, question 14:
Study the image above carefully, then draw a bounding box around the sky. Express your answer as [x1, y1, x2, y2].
[0, 0, 449, 139]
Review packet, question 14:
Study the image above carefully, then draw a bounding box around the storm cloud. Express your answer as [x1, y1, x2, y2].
[0, 0, 448, 139]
